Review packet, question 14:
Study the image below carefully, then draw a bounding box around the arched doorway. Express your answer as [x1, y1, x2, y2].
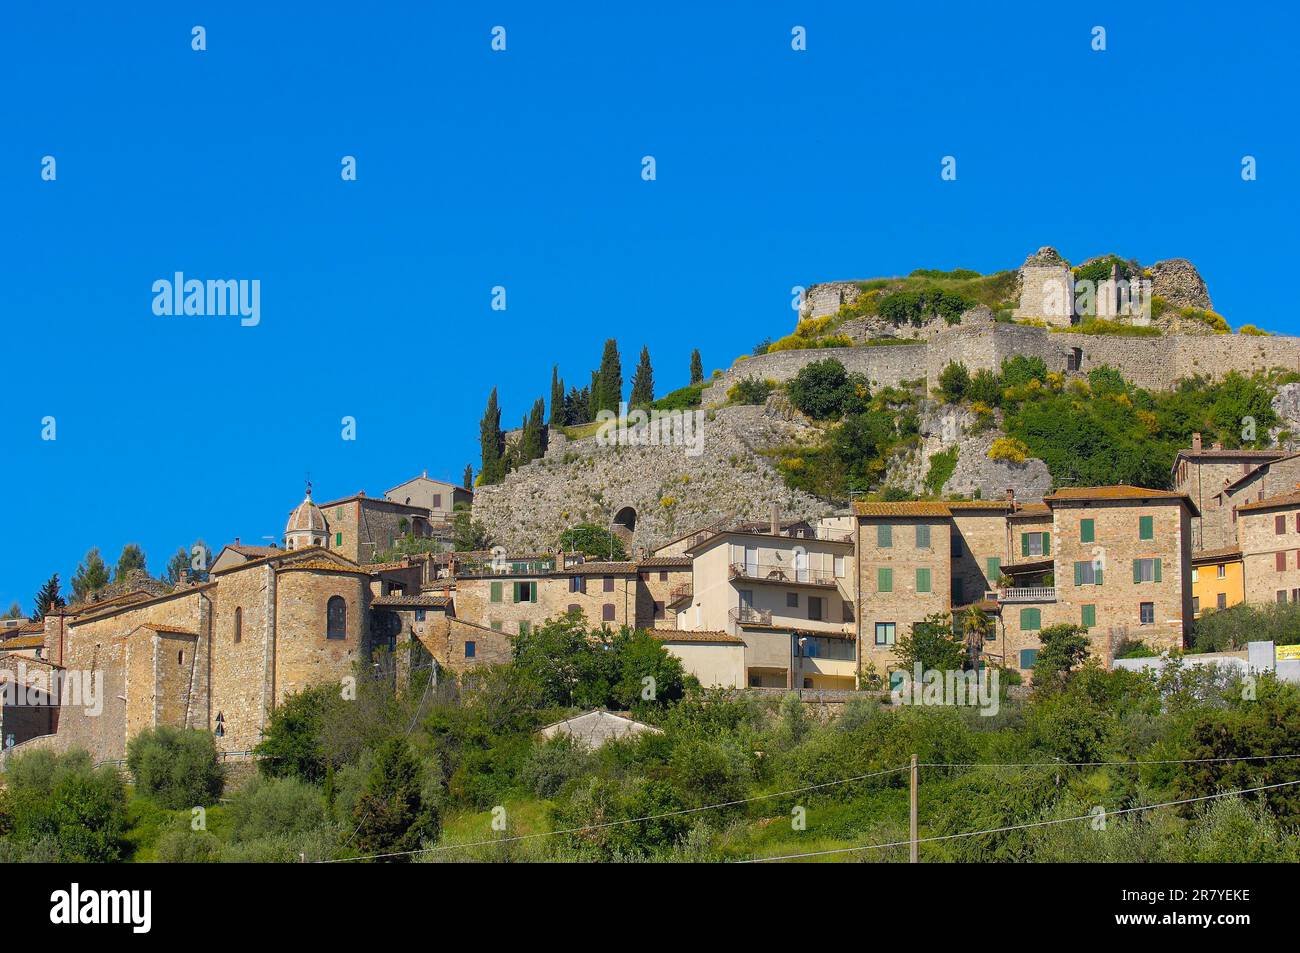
[612, 506, 637, 546]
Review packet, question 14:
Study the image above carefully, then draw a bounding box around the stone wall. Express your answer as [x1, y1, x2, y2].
[703, 325, 1300, 405]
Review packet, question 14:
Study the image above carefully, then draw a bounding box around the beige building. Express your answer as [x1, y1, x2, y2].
[385, 471, 473, 524]
[673, 519, 857, 689]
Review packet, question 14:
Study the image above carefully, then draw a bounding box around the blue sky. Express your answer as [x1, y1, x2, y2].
[1, 1, 1295, 611]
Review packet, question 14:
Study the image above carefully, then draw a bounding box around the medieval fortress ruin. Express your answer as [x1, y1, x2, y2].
[475, 247, 1300, 552]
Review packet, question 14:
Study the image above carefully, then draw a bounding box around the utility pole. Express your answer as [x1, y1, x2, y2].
[909, 753, 918, 863]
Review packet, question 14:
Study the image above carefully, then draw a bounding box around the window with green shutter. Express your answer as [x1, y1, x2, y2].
[878, 524, 892, 548]
[1139, 515, 1154, 540]
[512, 582, 521, 603]
[1021, 531, 1050, 557]
[490, 581, 502, 603]
[878, 567, 893, 592]
[1020, 607, 1041, 630]
[1133, 558, 1162, 583]
[1081, 604, 1096, 627]
[916, 568, 931, 593]
[986, 557, 1001, 580]
[1073, 560, 1100, 585]
[915, 524, 930, 548]
[1019, 649, 1039, 669]
[335, 532, 343, 546]
[1080, 519, 1094, 543]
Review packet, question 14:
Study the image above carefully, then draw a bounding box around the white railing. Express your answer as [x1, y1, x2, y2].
[995, 587, 1056, 603]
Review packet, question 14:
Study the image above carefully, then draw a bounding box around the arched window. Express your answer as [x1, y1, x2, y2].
[234, 607, 242, 643]
[327, 596, 347, 640]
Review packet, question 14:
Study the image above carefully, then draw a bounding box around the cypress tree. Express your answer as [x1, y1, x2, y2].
[594, 339, 622, 414]
[33, 573, 65, 621]
[479, 387, 505, 485]
[550, 365, 565, 427]
[630, 345, 655, 406]
[463, 463, 474, 489]
[690, 348, 704, 385]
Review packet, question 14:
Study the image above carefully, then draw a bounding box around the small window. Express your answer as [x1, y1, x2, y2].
[1277, 515, 1288, 535]
[326, 596, 347, 639]
[1133, 558, 1161, 583]
[1277, 552, 1287, 573]
[786, 592, 799, 608]
[833, 555, 846, 578]
[432, 494, 442, 508]
[1217, 592, 1227, 609]
[915, 568, 931, 593]
[1073, 560, 1100, 586]
[335, 532, 343, 547]
[653, 600, 665, 619]
[808, 597, 823, 621]
[878, 524, 892, 548]
[603, 577, 614, 593]
[1022, 532, 1049, 557]
[1139, 515, 1154, 540]
[841, 600, 854, 623]
[986, 557, 1001, 580]
[415, 608, 426, 622]
[874, 622, 896, 646]
[1081, 604, 1096, 627]
[491, 581, 503, 603]
[178, 650, 184, 665]
[602, 603, 616, 622]
[915, 524, 930, 548]
[1279, 590, 1289, 604]
[234, 606, 242, 644]
[490, 620, 502, 631]
[1080, 518, 1095, 543]
[569, 576, 583, 593]
[1217, 564, 1226, 579]
[1192, 596, 1200, 614]
[464, 640, 476, 658]
[877, 568, 893, 593]
[1020, 607, 1041, 631]
[1019, 649, 1039, 669]
[659, 570, 669, 582]
[1139, 602, 1155, 624]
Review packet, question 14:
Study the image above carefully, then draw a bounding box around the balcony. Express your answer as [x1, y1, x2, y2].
[730, 562, 838, 587]
[730, 606, 773, 626]
[667, 582, 694, 605]
[989, 587, 1057, 603]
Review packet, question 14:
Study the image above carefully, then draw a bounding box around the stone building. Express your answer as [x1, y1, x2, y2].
[1234, 491, 1300, 606]
[1013, 247, 1075, 326]
[1172, 433, 1290, 551]
[385, 471, 473, 525]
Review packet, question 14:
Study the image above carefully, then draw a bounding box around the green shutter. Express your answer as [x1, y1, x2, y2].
[878, 524, 892, 548]
[512, 582, 521, 603]
[490, 581, 502, 603]
[916, 568, 931, 593]
[530, 582, 538, 603]
[1020, 608, 1040, 631]
[878, 568, 893, 592]
[986, 557, 1001, 580]
[1095, 566, 1103, 586]
[1082, 604, 1096, 627]
[1154, 558, 1162, 583]
[1133, 560, 1142, 584]
[1073, 561, 1083, 586]
[335, 532, 343, 546]
[1021, 533, 1030, 557]
[1080, 519, 1094, 543]
[916, 524, 930, 548]
[1019, 649, 1039, 669]
[1139, 515, 1154, 540]
[1042, 533, 1050, 556]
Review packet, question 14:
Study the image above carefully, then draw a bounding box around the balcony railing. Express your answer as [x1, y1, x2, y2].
[989, 587, 1057, 603]
[730, 606, 773, 626]
[730, 562, 838, 586]
[668, 582, 694, 604]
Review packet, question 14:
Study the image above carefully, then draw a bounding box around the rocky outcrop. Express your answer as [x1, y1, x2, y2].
[1149, 258, 1212, 311]
[472, 405, 829, 553]
[1270, 382, 1300, 448]
[1021, 246, 1068, 268]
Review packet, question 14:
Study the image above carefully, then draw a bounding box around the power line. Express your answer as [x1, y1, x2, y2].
[741, 777, 1300, 863]
[919, 753, 1300, 768]
[316, 763, 913, 863]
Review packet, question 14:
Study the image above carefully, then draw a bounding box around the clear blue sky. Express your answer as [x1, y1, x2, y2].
[1, 1, 1295, 612]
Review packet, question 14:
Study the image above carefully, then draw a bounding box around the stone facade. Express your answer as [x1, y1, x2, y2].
[1236, 495, 1300, 606]
[316, 493, 434, 564]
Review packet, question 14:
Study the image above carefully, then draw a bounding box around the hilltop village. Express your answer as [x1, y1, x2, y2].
[6, 248, 1300, 764]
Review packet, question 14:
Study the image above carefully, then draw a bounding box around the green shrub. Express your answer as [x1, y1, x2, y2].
[3, 748, 127, 862]
[937, 362, 970, 403]
[155, 829, 223, 863]
[228, 776, 328, 842]
[127, 727, 224, 809]
[727, 377, 775, 405]
[786, 358, 868, 419]
[521, 735, 593, 798]
[924, 447, 958, 497]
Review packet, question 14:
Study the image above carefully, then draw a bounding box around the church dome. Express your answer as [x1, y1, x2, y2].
[285, 483, 328, 549]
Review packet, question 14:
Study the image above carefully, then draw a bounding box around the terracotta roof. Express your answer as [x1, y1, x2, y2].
[650, 630, 744, 645]
[277, 559, 369, 575]
[384, 474, 473, 495]
[70, 582, 218, 625]
[1237, 491, 1300, 513]
[141, 623, 197, 636]
[1043, 485, 1192, 505]
[1220, 454, 1300, 493]
[636, 555, 693, 568]
[0, 635, 46, 650]
[1192, 546, 1242, 564]
[853, 501, 953, 517]
[314, 493, 430, 513]
[367, 560, 414, 573]
[286, 493, 328, 533]
[227, 544, 280, 558]
[370, 594, 451, 608]
[1006, 503, 1052, 519]
[946, 501, 1014, 511]
[212, 545, 360, 576]
[1175, 447, 1287, 463]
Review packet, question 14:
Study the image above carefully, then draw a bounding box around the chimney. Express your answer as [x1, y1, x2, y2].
[235, 537, 241, 546]
[1212, 441, 1223, 451]
[1005, 487, 1015, 507]
[770, 503, 780, 536]
[423, 469, 428, 478]
[1191, 432, 1202, 453]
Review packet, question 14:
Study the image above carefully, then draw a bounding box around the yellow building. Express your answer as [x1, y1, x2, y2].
[1191, 547, 1244, 618]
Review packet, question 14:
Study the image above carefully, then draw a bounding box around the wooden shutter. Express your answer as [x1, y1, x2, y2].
[1021, 533, 1030, 557]
[1082, 604, 1096, 627]
[1080, 519, 1094, 543]
[1153, 559, 1162, 583]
